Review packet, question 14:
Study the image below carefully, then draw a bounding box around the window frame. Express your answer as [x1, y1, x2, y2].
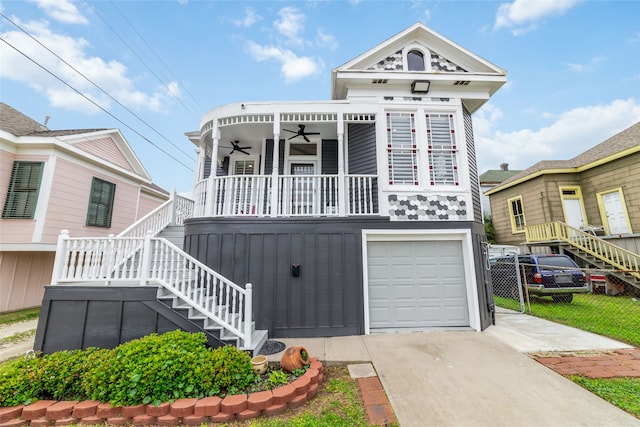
[386, 112, 419, 186]
[86, 177, 116, 228]
[2, 161, 44, 219]
[508, 196, 526, 234]
[425, 113, 459, 186]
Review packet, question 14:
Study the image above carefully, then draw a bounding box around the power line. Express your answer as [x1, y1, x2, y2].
[83, 0, 201, 119]
[0, 12, 195, 162]
[0, 36, 193, 172]
[108, 0, 204, 113]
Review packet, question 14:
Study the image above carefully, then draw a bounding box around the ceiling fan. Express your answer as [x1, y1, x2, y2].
[283, 124, 320, 142]
[226, 140, 251, 155]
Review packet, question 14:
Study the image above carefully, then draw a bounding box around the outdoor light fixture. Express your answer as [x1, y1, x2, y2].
[411, 80, 430, 94]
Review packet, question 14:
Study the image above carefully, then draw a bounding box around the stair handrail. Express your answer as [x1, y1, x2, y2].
[51, 231, 253, 348]
[526, 221, 640, 280]
[118, 190, 194, 239]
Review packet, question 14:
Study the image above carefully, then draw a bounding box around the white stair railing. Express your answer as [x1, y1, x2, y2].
[118, 190, 194, 238]
[51, 231, 253, 348]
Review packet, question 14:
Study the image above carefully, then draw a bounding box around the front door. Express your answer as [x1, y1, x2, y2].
[290, 162, 316, 214]
[602, 191, 630, 234]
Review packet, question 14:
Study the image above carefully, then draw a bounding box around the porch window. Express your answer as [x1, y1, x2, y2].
[426, 114, 458, 185]
[508, 196, 526, 233]
[2, 161, 44, 219]
[86, 177, 115, 228]
[386, 112, 418, 185]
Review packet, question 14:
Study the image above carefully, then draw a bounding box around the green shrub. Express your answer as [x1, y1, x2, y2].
[40, 348, 104, 400]
[210, 345, 253, 393]
[0, 355, 45, 406]
[82, 330, 218, 406]
[267, 369, 289, 388]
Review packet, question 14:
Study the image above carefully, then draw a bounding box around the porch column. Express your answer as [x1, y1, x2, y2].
[193, 147, 203, 186]
[206, 134, 220, 217]
[337, 115, 346, 216]
[270, 131, 280, 217]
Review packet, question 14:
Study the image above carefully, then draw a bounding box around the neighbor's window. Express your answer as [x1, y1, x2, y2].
[407, 50, 426, 71]
[426, 113, 458, 185]
[86, 177, 115, 228]
[2, 161, 44, 219]
[386, 112, 418, 185]
[508, 196, 526, 233]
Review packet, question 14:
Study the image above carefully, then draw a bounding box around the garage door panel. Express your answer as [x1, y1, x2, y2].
[367, 240, 469, 329]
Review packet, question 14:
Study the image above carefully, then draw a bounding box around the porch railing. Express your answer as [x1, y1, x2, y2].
[192, 174, 378, 218]
[118, 190, 194, 238]
[526, 221, 640, 281]
[50, 231, 253, 348]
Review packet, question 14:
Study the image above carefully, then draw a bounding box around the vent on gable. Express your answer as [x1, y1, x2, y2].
[454, 81, 471, 86]
[372, 79, 388, 84]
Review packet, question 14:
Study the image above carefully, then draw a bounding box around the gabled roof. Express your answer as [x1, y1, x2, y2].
[0, 103, 154, 182]
[486, 121, 640, 195]
[331, 22, 506, 112]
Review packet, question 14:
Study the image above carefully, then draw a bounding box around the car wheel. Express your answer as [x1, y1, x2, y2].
[552, 294, 573, 303]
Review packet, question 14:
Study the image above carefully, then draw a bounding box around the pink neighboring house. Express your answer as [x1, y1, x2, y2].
[0, 103, 170, 312]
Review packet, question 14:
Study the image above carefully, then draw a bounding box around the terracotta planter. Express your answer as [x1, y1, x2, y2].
[280, 346, 308, 373]
[251, 355, 268, 375]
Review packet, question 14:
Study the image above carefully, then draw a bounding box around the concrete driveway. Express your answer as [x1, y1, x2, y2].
[275, 312, 639, 427]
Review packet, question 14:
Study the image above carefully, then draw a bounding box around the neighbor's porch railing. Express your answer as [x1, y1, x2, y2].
[526, 221, 640, 281]
[192, 174, 378, 218]
[50, 231, 253, 348]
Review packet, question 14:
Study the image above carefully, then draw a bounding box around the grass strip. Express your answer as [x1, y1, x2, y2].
[0, 308, 40, 326]
[570, 376, 640, 418]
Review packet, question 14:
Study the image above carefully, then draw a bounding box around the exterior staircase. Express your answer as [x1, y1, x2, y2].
[49, 191, 268, 354]
[526, 221, 640, 293]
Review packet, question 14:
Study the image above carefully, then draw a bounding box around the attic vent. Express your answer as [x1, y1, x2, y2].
[454, 81, 471, 86]
[372, 79, 388, 84]
[562, 190, 577, 195]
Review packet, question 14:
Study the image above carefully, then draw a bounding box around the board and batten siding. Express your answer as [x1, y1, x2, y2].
[74, 137, 134, 173]
[0, 251, 55, 312]
[42, 157, 141, 242]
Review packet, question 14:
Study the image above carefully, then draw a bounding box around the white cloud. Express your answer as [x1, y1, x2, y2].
[274, 6, 305, 41]
[0, 18, 172, 114]
[567, 56, 605, 73]
[246, 41, 322, 83]
[475, 98, 640, 173]
[233, 7, 261, 28]
[494, 0, 581, 34]
[30, 0, 88, 25]
[316, 29, 338, 50]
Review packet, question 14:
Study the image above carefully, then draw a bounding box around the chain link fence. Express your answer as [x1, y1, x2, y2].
[489, 254, 640, 348]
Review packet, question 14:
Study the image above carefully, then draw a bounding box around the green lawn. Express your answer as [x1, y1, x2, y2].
[570, 377, 640, 419]
[494, 293, 640, 347]
[0, 308, 39, 326]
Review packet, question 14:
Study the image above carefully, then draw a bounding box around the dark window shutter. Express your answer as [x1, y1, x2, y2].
[2, 161, 44, 219]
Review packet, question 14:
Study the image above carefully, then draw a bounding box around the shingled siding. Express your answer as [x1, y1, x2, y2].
[184, 217, 494, 337]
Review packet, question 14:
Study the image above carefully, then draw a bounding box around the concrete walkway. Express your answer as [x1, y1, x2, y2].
[270, 313, 640, 427]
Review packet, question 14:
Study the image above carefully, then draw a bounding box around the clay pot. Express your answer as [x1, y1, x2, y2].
[251, 355, 268, 375]
[280, 346, 308, 373]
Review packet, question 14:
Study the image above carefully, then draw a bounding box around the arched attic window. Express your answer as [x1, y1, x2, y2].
[407, 49, 426, 71]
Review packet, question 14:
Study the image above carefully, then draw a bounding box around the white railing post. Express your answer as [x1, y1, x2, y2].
[206, 176, 216, 217]
[337, 132, 346, 216]
[51, 229, 69, 285]
[139, 231, 153, 286]
[244, 283, 253, 349]
[169, 189, 177, 225]
[102, 233, 115, 285]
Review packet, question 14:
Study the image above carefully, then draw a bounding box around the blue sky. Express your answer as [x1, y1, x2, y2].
[1, 0, 639, 194]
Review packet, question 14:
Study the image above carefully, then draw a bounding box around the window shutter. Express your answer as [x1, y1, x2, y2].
[86, 178, 116, 227]
[426, 114, 458, 185]
[387, 112, 418, 185]
[2, 161, 44, 219]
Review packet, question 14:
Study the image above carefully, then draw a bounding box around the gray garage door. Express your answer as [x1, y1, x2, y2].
[367, 240, 469, 329]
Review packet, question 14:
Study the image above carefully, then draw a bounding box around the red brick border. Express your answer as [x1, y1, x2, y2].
[0, 360, 324, 426]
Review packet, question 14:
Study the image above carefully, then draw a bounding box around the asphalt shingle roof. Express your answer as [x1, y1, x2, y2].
[0, 103, 106, 137]
[492, 121, 640, 191]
